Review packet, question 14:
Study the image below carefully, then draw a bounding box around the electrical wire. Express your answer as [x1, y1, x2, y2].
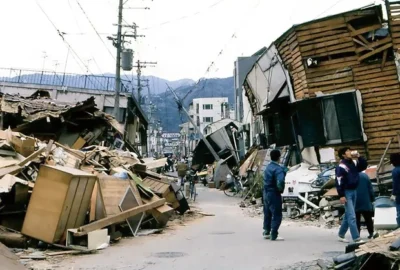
[35, 0, 122, 102]
[314, 0, 346, 19]
[76, 0, 115, 59]
[142, 0, 226, 30]
[75, 0, 133, 83]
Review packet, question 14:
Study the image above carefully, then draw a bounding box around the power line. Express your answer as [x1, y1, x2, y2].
[314, 0, 346, 19]
[142, 0, 226, 30]
[75, 0, 133, 84]
[76, 0, 115, 59]
[35, 0, 110, 91]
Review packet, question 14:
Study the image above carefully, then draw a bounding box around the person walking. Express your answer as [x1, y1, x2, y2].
[355, 172, 378, 239]
[390, 153, 400, 228]
[336, 147, 368, 243]
[176, 159, 188, 187]
[263, 149, 286, 241]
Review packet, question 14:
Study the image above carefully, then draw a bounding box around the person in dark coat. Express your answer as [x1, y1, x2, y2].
[390, 153, 400, 228]
[336, 147, 368, 243]
[355, 172, 378, 239]
[263, 149, 286, 241]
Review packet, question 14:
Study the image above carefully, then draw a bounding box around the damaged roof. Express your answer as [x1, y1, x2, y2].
[1, 90, 96, 122]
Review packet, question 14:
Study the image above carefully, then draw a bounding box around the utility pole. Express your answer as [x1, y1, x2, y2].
[134, 61, 157, 104]
[113, 0, 123, 120]
[109, 2, 150, 120]
[166, 84, 220, 161]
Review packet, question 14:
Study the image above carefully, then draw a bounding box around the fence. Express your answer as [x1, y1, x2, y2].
[0, 68, 133, 93]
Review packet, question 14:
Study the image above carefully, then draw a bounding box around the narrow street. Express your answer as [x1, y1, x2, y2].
[48, 186, 347, 270]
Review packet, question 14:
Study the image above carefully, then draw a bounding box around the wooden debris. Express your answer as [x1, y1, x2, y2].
[75, 198, 166, 236]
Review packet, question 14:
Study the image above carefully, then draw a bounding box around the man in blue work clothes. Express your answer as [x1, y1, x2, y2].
[263, 149, 286, 241]
[336, 147, 368, 243]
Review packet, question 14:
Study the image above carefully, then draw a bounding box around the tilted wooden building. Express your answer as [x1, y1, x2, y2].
[243, 2, 400, 160]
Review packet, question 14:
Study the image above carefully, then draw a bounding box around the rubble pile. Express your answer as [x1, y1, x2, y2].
[0, 92, 195, 268]
[330, 229, 400, 270]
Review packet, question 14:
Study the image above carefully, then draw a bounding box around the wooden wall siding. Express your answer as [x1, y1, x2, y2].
[387, 1, 400, 49]
[276, 30, 308, 99]
[274, 5, 400, 160]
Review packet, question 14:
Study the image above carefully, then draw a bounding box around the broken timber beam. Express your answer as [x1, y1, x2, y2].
[347, 24, 370, 45]
[358, 43, 393, 62]
[74, 198, 166, 236]
[18, 147, 46, 167]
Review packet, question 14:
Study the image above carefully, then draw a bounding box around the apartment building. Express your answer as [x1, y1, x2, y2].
[188, 97, 233, 134]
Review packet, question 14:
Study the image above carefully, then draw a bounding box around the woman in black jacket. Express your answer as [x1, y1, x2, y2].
[355, 172, 378, 239]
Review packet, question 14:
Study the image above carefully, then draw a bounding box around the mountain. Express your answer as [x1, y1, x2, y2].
[0, 72, 194, 96]
[0, 71, 234, 132]
[150, 77, 234, 132]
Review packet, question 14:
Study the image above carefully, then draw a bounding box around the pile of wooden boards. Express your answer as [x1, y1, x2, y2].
[0, 131, 185, 253]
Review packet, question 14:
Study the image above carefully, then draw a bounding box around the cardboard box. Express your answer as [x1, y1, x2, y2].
[11, 134, 35, 157]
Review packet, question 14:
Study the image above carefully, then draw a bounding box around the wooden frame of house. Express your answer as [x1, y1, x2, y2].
[243, 2, 400, 161]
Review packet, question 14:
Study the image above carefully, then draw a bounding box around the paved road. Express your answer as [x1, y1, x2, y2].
[49, 186, 353, 270]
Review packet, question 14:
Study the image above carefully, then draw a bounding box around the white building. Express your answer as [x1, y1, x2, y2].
[188, 97, 233, 135]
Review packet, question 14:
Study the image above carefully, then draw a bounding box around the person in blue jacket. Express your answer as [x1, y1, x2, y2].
[355, 172, 378, 239]
[263, 149, 286, 241]
[336, 147, 368, 243]
[390, 153, 400, 228]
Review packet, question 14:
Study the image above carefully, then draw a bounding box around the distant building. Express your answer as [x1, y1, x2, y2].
[188, 97, 233, 135]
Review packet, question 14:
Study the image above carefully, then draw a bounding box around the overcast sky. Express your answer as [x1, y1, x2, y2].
[0, 0, 379, 81]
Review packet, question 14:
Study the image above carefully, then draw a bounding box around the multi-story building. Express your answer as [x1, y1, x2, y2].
[188, 97, 232, 134]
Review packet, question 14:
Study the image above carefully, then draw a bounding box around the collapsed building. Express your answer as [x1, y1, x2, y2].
[242, 3, 400, 161]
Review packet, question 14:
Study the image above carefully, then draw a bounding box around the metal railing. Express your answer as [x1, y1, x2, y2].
[0, 67, 133, 93]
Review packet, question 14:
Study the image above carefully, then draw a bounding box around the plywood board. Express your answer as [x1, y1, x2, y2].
[119, 187, 144, 236]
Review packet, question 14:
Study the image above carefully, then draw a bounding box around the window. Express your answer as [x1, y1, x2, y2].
[196, 104, 199, 114]
[203, 117, 213, 123]
[203, 104, 213, 110]
[104, 106, 126, 123]
[296, 92, 363, 148]
[196, 116, 200, 127]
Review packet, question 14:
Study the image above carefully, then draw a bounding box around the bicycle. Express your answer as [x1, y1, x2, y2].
[224, 175, 248, 198]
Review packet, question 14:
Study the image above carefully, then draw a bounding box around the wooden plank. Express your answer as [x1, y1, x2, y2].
[353, 61, 396, 72]
[75, 198, 166, 236]
[300, 37, 353, 52]
[350, 24, 382, 37]
[300, 33, 351, 46]
[45, 140, 54, 163]
[382, 49, 388, 69]
[18, 147, 45, 167]
[363, 92, 400, 104]
[306, 60, 358, 73]
[308, 71, 353, 83]
[297, 23, 347, 37]
[54, 176, 80, 243]
[89, 181, 98, 222]
[308, 82, 355, 93]
[301, 42, 355, 57]
[356, 74, 399, 85]
[347, 24, 370, 45]
[97, 177, 131, 216]
[354, 68, 397, 80]
[65, 177, 88, 229]
[352, 38, 373, 51]
[308, 76, 354, 87]
[358, 43, 393, 62]
[355, 36, 392, 54]
[71, 137, 86, 150]
[297, 29, 348, 43]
